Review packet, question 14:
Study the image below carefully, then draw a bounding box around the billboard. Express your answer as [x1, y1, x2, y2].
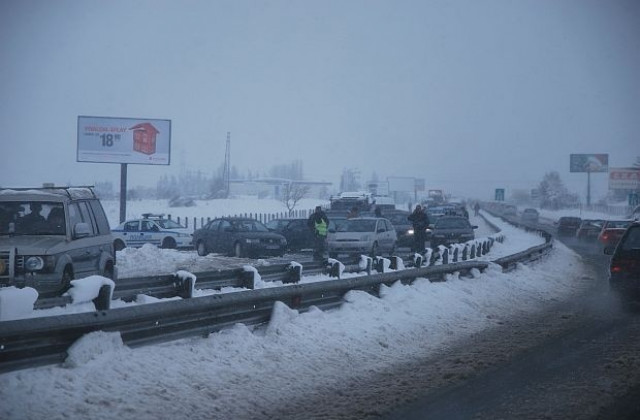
[569, 154, 608, 173]
[387, 177, 416, 192]
[609, 168, 640, 190]
[77, 116, 171, 165]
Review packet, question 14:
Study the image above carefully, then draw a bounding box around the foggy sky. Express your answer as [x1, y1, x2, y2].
[1, 0, 639, 201]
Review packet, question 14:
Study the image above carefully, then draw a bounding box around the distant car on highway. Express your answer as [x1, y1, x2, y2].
[383, 210, 413, 248]
[111, 214, 192, 250]
[429, 216, 478, 249]
[265, 218, 315, 252]
[598, 220, 634, 249]
[327, 217, 397, 258]
[556, 216, 582, 237]
[520, 208, 539, 224]
[604, 221, 640, 307]
[193, 217, 287, 258]
[576, 219, 604, 242]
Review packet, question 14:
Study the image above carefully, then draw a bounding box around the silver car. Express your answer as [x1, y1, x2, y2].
[327, 217, 397, 258]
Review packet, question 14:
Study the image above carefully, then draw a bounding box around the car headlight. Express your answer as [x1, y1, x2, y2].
[407, 229, 414, 235]
[25, 256, 45, 271]
[245, 238, 260, 244]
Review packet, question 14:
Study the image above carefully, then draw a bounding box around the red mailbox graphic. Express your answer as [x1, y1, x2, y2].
[130, 122, 160, 155]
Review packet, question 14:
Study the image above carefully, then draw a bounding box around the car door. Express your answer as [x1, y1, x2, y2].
[66, 201, 101, 278]
[141, 220, 161, 247]
[203, 220, 221, 252]
[215, 220, 235, 253]
[122, 220, 142, 247]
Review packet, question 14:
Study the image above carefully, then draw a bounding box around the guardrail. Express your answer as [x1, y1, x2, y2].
[0, 213, 550, 373]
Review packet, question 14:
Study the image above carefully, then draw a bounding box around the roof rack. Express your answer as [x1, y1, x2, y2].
[0, 186, 97, 199]
[142, 213, 165, 219]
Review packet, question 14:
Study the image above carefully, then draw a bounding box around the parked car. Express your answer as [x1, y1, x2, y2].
[598, 220, 634, 249]
[520, 208, 539, 224]
[327, 217, 397, 258]
[556, 216, 582, 237]
[0, 186, 116, 295]
[604, 221, 640, 305]
[266, 218, 315, 252]
[576, 219, 604, 242]
[429, 216, 478, 248]
[111, 213, 192, 250]
[193, 217, 287, 258]
[383, 210, 414, 248]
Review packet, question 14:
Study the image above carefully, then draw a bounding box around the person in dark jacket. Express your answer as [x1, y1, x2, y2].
[308, 206, 330, 261]
[408, 205, 430, 253]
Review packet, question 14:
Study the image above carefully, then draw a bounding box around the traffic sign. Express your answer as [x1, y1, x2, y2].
[495, 188, 505, 201]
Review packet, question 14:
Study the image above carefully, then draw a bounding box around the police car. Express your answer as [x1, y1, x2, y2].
[111, 214, 193, 250]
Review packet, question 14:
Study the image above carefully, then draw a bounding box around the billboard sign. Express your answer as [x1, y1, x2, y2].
[569, 154, 608, 173]
[609, 168, 640, 190]
[387, 177, 416, 192]
[77, 116, 171, 165]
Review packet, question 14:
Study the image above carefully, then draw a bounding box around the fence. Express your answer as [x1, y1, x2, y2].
[167, 208, 314, 231]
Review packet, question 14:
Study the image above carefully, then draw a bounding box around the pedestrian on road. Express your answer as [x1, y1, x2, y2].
[308, 206, 330, 261]
[408, 204, 430, 253]
[474, 202, 481, 217]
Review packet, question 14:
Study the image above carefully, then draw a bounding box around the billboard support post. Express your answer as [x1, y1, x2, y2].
[120, 163, 127, 224]
[587, 170, 591, 207]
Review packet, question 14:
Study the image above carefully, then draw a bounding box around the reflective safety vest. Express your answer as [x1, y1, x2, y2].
[315, 219, 328, 236]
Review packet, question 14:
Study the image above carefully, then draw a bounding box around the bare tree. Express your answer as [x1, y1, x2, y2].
[281, 182, 310, 216]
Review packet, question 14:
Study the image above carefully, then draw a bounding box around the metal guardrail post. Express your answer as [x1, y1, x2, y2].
[93, 284, 112, 311]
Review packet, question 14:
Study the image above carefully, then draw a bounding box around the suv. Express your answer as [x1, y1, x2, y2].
[429, 216, 478, 248]
[0, 187, 116, 295]
[605, 222, 640, 306]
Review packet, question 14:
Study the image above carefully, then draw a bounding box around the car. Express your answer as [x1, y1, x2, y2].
[575, 219, 604, 242]
[598, 220, 634, 249]
[556, 216, 582, 237]
[193, 217, 287, 258]
[429, 216, 478, 248]
[111, 213, 193, 251]
[604, 221, 640, 305]
[265, 218, 315, 252]
[382, 210, 414, 248]
[520, 208, 539, 224]
[327, 217, 397, 258]
[0, 186, 116, 295]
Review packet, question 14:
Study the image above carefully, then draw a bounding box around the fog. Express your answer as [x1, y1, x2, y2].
[1, 0, 638, 200]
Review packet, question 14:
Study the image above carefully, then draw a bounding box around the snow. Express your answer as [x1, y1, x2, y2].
[0, 200, 595, 419]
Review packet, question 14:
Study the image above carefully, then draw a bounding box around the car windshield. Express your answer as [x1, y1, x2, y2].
[605, 220, 632, 229]
[0, 201, 65, 235]
[231, 220, 269, 232]
[435, 218, 470, 229]
[156, 219, 185, 229]
[387, 214, 409, 225]
[336, 219, 377, 233]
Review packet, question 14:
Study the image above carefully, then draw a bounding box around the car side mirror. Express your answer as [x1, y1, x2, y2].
[603, 246, 615, 255]
[74, 222, 91, 238]
[472, 225, 478, 229]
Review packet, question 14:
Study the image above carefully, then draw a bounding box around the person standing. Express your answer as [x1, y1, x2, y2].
[308, 206, 330, 261]
[473, 202, 481, 217]
[408, 204, 429, 253]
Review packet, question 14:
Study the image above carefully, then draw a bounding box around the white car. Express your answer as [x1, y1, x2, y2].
[111, 214, 192, 250]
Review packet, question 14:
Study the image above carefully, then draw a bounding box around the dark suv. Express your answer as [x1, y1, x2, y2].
[0, 187, 116, 295]
[605, 222, 640, 306]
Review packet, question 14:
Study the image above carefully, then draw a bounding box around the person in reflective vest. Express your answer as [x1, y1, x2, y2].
[308, 206, 330, 261]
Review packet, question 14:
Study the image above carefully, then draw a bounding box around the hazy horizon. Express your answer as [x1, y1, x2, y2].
[2, 0, 639, 201]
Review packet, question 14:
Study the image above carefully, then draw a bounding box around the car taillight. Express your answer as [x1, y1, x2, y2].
[611, 259, 634, 274]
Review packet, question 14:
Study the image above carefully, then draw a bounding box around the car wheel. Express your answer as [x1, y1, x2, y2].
[234, 242, 243, 258]
[161, 237, 177, 249]
[370, 242, 378, 258]
[114, 239, 126, 251]
[196, 240, 208, 256]
[61, 266, 74, 292]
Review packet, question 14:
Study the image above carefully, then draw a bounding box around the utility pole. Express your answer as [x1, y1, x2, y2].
[223, 132, 231, 198]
